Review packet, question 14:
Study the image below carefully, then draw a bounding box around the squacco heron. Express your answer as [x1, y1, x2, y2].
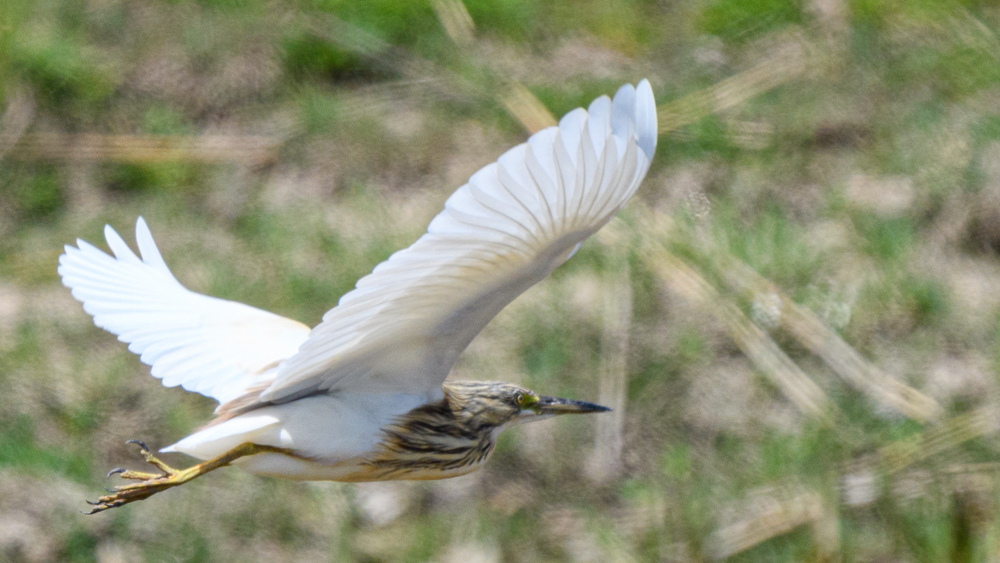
[60, 81, 657, 513]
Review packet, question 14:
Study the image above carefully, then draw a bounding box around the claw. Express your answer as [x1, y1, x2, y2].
[126, 439, 149, 452]
[86, 441, 262, 514]
[87, 443, 179, 514]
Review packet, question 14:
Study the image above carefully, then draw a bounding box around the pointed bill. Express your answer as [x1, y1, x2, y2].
[536, 396, 611, 415]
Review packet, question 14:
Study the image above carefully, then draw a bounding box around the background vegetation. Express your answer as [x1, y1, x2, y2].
[3, 0, 1000, 560]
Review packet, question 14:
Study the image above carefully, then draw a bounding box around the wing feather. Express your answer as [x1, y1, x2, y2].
[59, 218, 312, 403]
[257, 80, 657, 404]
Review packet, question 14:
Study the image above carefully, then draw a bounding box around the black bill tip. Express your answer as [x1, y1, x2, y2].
[537, 396, 612, 414]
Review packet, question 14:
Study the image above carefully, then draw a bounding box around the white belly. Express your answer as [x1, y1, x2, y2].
[162, 391, 438, 480]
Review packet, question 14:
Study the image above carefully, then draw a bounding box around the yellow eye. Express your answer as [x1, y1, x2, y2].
[515, 393, 525, 406]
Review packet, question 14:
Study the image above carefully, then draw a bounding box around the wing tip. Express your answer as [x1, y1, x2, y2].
[103, 223, 118, 242]
[634, 78, 657, 160]
[132, 215, 176, 278]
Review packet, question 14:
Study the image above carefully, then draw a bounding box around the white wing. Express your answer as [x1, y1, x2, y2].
[58, 218, 312, 404]
[259, 80, 657, 404]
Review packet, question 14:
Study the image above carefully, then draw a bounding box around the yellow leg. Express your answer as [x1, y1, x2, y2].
[85, 440, 288, 515]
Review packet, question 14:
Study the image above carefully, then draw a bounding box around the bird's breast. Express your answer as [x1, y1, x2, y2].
[233, 391, 500, 482]
[341, 431, 497, 482]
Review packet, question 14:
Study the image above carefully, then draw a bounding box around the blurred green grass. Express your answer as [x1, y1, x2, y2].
[4, 0, 1000, 561]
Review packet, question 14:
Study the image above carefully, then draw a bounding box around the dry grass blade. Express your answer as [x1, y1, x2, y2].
[5, 133, 282, 164]
[945, 462, 1000, 474]
[727, 120, 775, 149]
[887, 8, 1000, 60]
[432, 0, 475, 47]
[587, 227, 631, 482]
[713, 254, 943, 423]
[500, 82, 558, 133]
[657, 36, 807, 133]
[307, 7, 556, 133]
[707, 486, 831, 560]
[433, 0, 556, 133]
[0, 88, 35, 161]
[644, 242, 828, 419]
[880, 406, 1000, 474]
[841, 406, 1000, 509]
[305, 14, 479, 104]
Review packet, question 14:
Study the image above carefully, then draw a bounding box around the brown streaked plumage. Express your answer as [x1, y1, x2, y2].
[329, 381, 609, 482]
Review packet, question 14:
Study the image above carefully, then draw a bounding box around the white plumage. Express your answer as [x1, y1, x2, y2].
[59, 80, 657, 478]
[59, 219, 312, 404]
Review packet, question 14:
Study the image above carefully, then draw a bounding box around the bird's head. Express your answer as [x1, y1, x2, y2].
[443, 381, 610, 436]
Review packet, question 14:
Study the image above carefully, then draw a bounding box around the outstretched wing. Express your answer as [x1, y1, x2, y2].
[258, 80, 657, 404]
[58, 218, 312, 404]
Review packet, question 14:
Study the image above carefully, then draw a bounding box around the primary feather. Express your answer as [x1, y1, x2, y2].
[58, 218, 311, 404]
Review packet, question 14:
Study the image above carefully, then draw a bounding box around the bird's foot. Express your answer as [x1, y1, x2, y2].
[84, 440, 188, 515]
[84, 441, 289, 514]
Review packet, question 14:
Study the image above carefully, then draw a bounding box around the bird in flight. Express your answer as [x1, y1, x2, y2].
[60, 80, 657, 513]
